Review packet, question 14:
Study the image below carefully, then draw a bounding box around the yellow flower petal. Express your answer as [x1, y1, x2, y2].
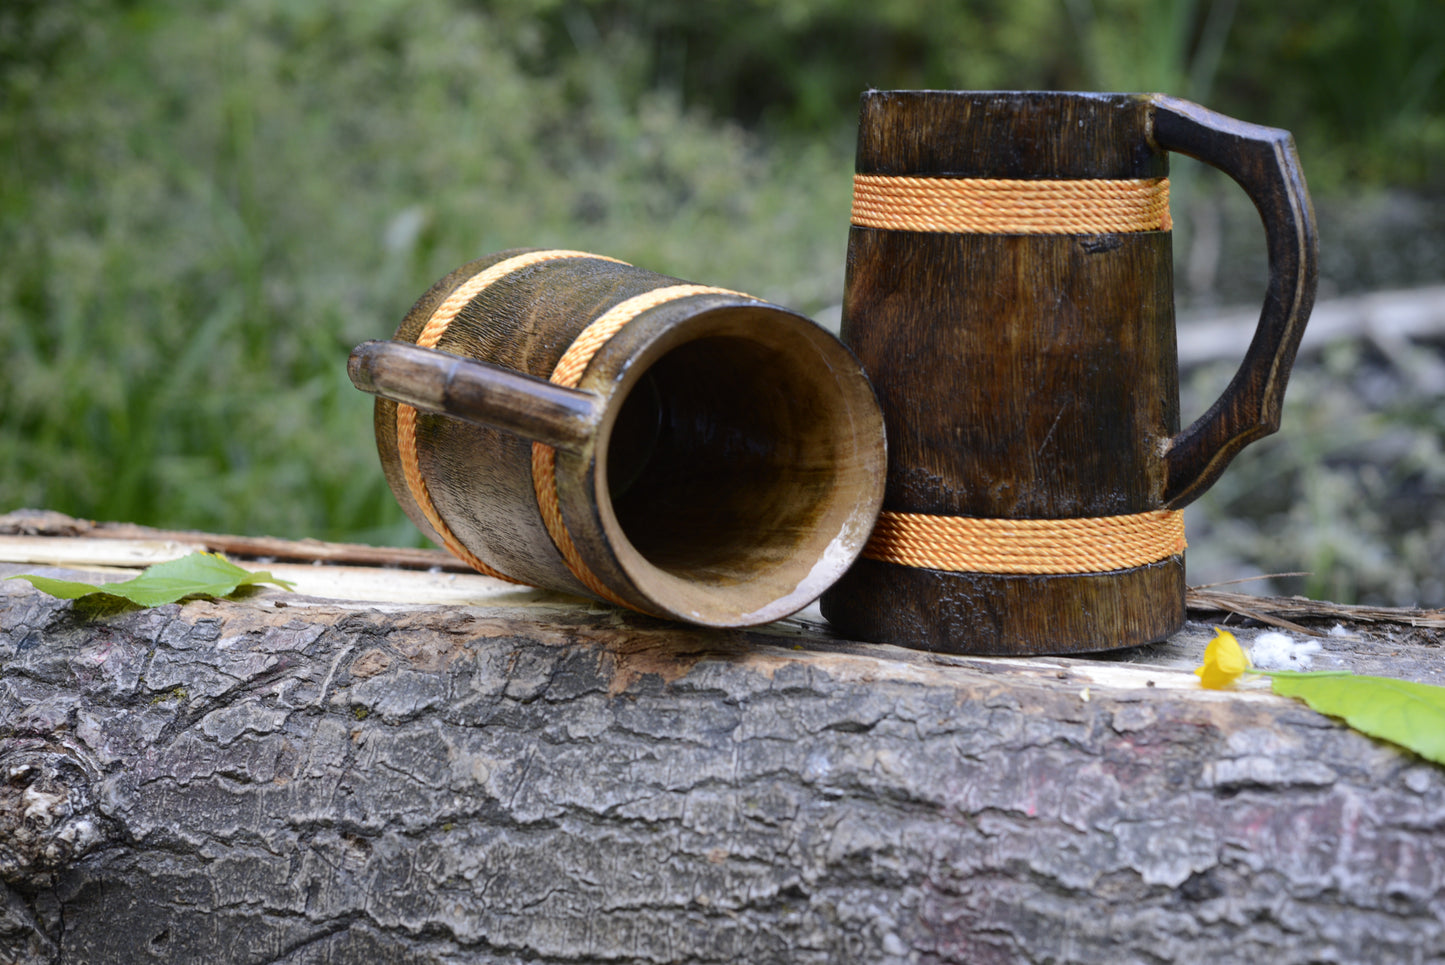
[1195, 628, 1250, 689]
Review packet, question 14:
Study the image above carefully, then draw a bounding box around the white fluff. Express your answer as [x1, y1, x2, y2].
[1248, 631, 1322, 670]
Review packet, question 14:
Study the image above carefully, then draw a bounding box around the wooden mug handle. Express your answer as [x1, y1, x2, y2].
[1151, 95, 1319, 508]
[347, 340, 602, 453]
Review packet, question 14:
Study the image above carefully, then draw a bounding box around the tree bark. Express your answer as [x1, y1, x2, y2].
[2, 524, 1444, 964]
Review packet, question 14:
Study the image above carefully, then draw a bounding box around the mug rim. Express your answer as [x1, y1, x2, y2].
[564, 297, 887, 626]
[853, 89, 1169, 180]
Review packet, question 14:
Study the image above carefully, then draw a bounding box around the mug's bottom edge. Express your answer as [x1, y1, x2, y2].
[819, 555, 1186, 657]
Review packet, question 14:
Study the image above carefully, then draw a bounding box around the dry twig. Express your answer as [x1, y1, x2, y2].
[1187, 587, 1445, 632]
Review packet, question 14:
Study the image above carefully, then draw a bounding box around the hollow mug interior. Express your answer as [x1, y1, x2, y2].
[588, 305, 886, 626]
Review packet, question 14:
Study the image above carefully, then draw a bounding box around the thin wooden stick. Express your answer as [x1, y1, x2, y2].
[0, 510, 466, 571]
[1187, 572, 1311, 590]
[1187, 586, 1445, 629]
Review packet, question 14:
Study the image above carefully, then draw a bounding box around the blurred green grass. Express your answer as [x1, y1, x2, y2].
[0, 0, 856, 545]
[3, 0, 1443, 603]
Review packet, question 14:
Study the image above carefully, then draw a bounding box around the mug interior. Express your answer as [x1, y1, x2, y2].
[595, 306, 885, 625]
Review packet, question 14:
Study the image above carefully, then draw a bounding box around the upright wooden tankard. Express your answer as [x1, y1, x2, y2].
[350, 249, 886, 628]
[820, 91, 1318, 655]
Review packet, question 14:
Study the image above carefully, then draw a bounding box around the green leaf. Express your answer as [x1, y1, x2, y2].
[6, 552, 295, 607]
[1263, 670, 1445, 765]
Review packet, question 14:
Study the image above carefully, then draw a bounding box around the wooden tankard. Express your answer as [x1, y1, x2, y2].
[349, 249, 886, 627]
[820, 91, 1318, 655]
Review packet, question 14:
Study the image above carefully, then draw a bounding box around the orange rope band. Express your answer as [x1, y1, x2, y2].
[532, 283, 751, 607]
[397, 249, 627, 582]
[851, 174, 1172, 234]
[863, 509, 1185, 575]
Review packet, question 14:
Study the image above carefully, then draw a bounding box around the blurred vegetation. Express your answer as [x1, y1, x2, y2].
[1183, 336, 1445, 607]
[2, 0, 1442, 601]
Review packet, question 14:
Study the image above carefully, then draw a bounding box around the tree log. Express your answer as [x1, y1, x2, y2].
[2, 521, 1444, 963]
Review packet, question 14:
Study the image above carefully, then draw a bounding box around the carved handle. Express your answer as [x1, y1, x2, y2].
[1151, 94, 1319, 508]
[347, 340, 603, 453]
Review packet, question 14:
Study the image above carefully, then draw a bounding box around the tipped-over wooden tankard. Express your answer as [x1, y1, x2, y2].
[820, 91, 1318, 655]
[349, 249, 886, 627]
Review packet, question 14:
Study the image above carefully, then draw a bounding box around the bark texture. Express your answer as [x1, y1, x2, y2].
[2, 551, 1444, 964]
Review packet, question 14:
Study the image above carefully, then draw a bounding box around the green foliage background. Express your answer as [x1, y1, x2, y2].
[3, 0, 1443, 600]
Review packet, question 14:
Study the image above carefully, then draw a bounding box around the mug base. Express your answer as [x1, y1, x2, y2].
[819, 556, 1185, 656]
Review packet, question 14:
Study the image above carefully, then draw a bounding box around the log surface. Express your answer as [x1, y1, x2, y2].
[2, 516, 1444, 964]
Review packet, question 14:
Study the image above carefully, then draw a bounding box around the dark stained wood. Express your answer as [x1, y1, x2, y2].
[349, 340, 603, 453]
[825, 556, 1185, 656]
[855, 90, 1168, 179]
[381, 250, 656, 596]
[361, 251, 886, 627]
[1150, 95, 1320, 507]
[839, 228, 1179, 518]
[371, 249, 530, 555]
[822, 90, 1317, 656]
